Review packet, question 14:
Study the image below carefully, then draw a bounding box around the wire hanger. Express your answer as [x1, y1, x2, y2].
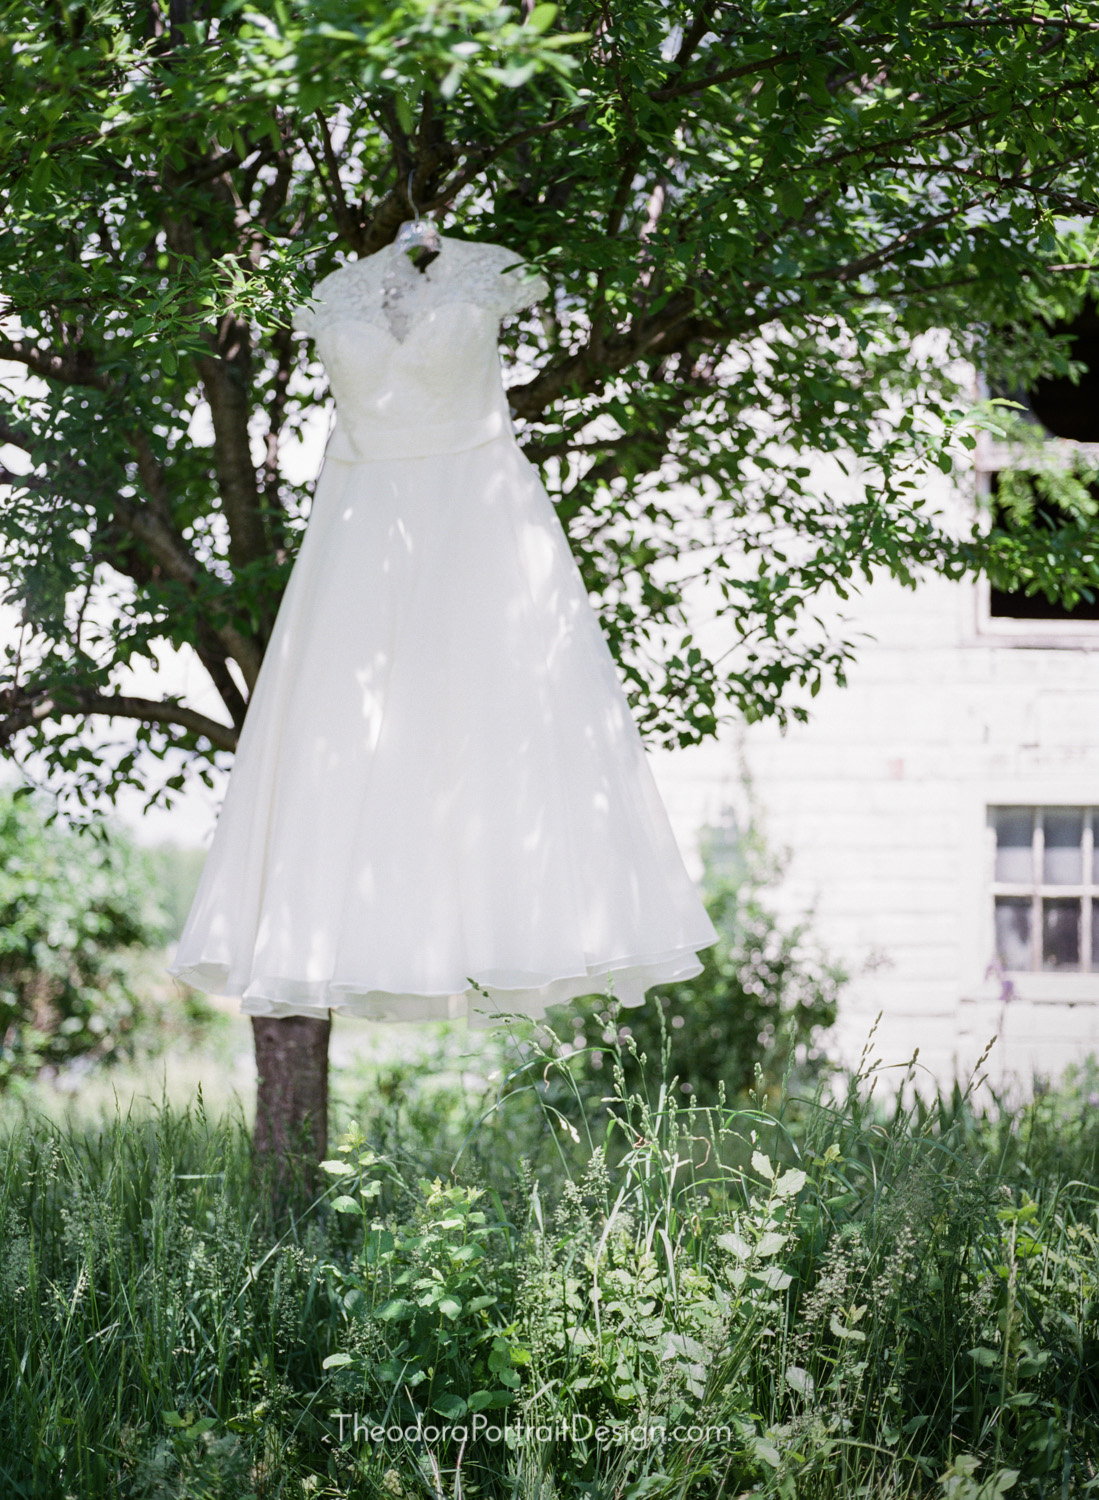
[395, 172, 441, 270]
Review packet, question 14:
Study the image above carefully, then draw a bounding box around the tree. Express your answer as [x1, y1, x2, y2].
[1, 0, 1097, 1169]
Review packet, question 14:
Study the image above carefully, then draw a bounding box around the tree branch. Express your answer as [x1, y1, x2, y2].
[159, 203, 269, 573]
[86, 508, 252, 729]
[510, 151, 1084, 426]
[194, 334, 269, 573]
[652, 11, 1095, 104]
[508, 286, 752, 420]
[193, 637, 249, 731]
[782, 67, 1099, 181]
[308, 111, 361, 244]
[801, 199, 986, 286]
[0, 685, 237, 753]
[107, 487, 263, 688]
[870, 155, 1099, 217]
[4, 418, 264, 704]
[669, 0, 721, 73]
[412, 110, 585, 216]
[260, 326, 295, 521]
[0, 336, 113, 392]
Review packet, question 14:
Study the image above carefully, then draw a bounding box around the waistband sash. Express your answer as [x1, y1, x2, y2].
[324, 407, 512, 463]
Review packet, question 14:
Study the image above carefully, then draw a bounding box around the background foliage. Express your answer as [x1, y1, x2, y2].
[0, 785, 194, 1088]
[544, 813, 843, 1113]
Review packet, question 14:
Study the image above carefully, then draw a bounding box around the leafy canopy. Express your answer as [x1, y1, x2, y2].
[1, 0, 1098, 813]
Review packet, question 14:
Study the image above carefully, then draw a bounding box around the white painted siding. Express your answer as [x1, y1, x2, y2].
[720, 565, 1099, 1091]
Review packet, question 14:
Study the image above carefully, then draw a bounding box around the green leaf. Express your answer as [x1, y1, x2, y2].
[968, 1346, 999, 1367]
[754, 1231, 788, 1257]
[752, 1266, 793, 1291]
[331, 1195, 361, 1214]
[752, 1436, 782, 1467]
[525, 3, 557, 31]
[433, 1393, 467, 1418]
[663, 1332, 708, 1363]
[322, 1352, 354, 1369]
[829, 1312, 867, 1342]
[773, 1168, 807, 1199]
[394, 93, 415, 134]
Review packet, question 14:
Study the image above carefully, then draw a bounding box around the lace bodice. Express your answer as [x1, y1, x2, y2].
[290, 237, 548, 463]
[293, 236, 547, 341]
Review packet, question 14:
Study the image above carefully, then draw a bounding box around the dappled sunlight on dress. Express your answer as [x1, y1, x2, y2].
[168, 235, 717, 1025]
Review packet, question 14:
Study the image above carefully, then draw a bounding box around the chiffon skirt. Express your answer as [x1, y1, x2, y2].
[168, 435, 717, 1026]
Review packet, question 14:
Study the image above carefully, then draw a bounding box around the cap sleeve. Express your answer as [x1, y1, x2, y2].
[482, 244, 549, 319]
[291, 301, 318, 336]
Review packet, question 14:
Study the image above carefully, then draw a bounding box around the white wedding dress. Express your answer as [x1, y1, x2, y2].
[169, 235, 717, 1026]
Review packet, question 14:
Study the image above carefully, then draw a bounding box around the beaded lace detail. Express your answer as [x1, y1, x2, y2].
[292, 236, 548, 342]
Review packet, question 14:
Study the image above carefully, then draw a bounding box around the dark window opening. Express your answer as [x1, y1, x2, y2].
[986, 474, 1099, 621]
[1026, 301, 1099, 443]
[986, 301, 1099, 622]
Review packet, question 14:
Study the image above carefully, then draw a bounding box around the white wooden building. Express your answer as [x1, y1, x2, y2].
[735, 563, 1099, 1093]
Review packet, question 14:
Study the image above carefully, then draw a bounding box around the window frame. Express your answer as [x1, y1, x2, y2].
[970, 436, 1099, 647]
[990, 805, 1096, 974]
[965, 788, 1099, 1005]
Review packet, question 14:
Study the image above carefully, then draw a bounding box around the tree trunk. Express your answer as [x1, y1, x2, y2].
[251, 1014, 331, 1200]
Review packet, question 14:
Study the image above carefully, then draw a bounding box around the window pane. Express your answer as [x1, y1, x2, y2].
[1093, 902, 1099, 973]
[995, 896, 1032, 971]
[1042, 897, 1081, 970]
[1043, 809, 1083, 884]
[992, 807, 1033, 883]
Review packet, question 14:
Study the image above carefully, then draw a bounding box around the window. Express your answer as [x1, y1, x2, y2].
[982, 301, 1099, 624]
[985, 477, 1099, 623]
[990, 806, 1099, 972]
[1025, 302, 1099, 443]
[983, 483, 1097, 624]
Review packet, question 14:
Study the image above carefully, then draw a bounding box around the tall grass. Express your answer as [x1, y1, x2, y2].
[0, 1027, 1096, 1499]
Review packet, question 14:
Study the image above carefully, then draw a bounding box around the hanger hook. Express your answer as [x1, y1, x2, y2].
[394, 168, 441, 257]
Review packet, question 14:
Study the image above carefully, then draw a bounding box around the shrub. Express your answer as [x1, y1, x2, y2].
[0, 786, 170, 1087]
[544, 813, 843, 1114]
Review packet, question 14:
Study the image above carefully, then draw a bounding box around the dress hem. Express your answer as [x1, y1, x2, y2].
[166, 944, 711, 1027]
